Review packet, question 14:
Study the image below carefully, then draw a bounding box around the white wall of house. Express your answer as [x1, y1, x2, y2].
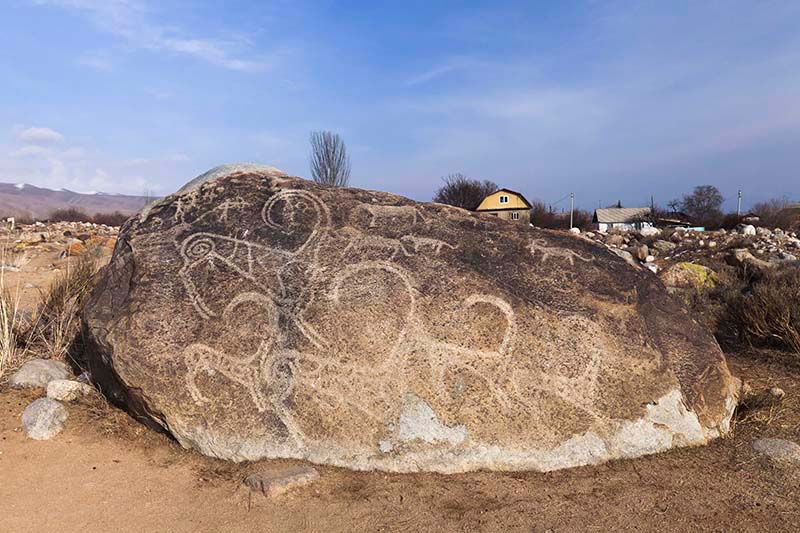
[597, 221, 653, 232]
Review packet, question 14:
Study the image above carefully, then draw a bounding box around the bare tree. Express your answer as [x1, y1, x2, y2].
[432, 173, 499, 211]
[752, 196, 794, 225]
[680, 185, 724, 225]
[309, 131, 351, 187]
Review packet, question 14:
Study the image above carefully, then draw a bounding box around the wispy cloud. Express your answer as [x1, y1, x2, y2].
[33, 0, 273, 72]
[2, 126, 185, 195]
[17, 127, 65, 144]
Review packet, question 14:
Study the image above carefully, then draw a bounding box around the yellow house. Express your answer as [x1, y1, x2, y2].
[476, 189, 532, 222]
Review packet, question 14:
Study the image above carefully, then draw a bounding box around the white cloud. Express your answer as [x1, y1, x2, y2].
[18, 127, 65, 145]
[10, 145, 52, 158]
[1, 132, 187, 195]
[33, 0, 273, 72]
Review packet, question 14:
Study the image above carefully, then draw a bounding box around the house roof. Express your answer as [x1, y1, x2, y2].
[593, 207, 651, 224]
[485, 188, 532, 209]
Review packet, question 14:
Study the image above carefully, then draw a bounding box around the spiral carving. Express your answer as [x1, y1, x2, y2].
[183, 235, 215, 261]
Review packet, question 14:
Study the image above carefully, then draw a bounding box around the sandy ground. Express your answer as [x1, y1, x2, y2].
[1, 232, 799, 531]
[1, 353, 799, 532]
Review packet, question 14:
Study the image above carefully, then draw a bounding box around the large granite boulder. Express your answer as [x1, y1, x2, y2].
[83, 165, 738, 473]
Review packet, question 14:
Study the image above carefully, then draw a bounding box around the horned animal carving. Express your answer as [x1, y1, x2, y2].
[357, 204, 427, 228]
[529, 238, 593, 265]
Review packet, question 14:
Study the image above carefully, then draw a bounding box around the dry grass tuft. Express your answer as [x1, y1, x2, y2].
[30, 254, 99, 363]
[0, 285, 29, 382]
[729, 264, 800, 355]
[0, 245, 34, 382]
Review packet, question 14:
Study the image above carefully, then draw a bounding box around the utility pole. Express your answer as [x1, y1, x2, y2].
[569, 192, 574, 229]
[737, 190, 742, 218]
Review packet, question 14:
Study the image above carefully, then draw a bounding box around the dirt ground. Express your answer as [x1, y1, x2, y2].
[0, 353, 798, 532]
[1, 229, 799, 532]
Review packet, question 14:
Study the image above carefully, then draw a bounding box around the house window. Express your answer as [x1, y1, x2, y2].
[511, 212, 520, 220]
[499, 195, 509, 204]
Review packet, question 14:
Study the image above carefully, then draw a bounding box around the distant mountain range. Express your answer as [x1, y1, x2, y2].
[0, 183, 154, 220]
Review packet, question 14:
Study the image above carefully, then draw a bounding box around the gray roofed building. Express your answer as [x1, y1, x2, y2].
[592, 207, 652, 232]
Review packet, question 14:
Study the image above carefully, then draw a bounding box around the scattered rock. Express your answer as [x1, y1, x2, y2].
[46, 379, 95, 401]
[769, 387, 785, 400]
[243, 466, 320, 497]
[727, 249, 773, 273]
[651, 240, 676, 253]
[639, 227, 661, 237]
[607, 234, 624, 247]
[609, 248, 639, 268]
[10, 359, 70, 389]
[22, 398, 68, 440]
[752, 438, 800, 465]
[660, 263, 718, 291]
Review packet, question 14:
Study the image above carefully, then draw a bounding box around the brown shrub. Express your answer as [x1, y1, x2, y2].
[50, 207, 91, 223]
[729, 264, 800, 354]
[92, 211, 129, 226]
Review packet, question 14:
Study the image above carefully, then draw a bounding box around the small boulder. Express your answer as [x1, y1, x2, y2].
[607, 234, 624, 247]
[46, 379, 95, 402]
[243, 466, 320, 497]
[740, 225, 756, 236]
[639, 227, 661, 237]
[11, 359, 70, 389]
[568, 227, 580, 235]
[752, 438, 800, 465]
[727, 249, 773, 272]
[769, 387, 786, 400]
[651, 240, 676, 253]
[660, 263, 718, 291]
[610, 248, 639, 268]
[22, 398, 68, 440]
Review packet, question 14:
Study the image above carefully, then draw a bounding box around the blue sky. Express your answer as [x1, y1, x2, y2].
[1, 1, 799, 210]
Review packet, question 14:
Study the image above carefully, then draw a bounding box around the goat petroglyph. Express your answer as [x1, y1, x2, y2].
[400, 234, 456, 255]
[341, 227, 412, 259]
[357, 204, 427, 228]
[84, 166, 739, 474]
[529, 238, 593, 265]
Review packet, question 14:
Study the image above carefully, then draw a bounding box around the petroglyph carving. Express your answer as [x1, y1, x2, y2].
[183, 292, 305, 443]
[400, 234, 456, 255]
[357, 204, 427, 228]
[179, 189, 331, 349]
[214, 197, 247, 222]
[529, 238, 593, 265]
[341, 227, 412, 259]
[179, 232, 288, 318]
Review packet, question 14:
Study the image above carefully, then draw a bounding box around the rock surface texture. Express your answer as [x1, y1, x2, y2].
[22, 398, 68, 440]
[83, 165, 738, 473]
[11, 359, 70, 389]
